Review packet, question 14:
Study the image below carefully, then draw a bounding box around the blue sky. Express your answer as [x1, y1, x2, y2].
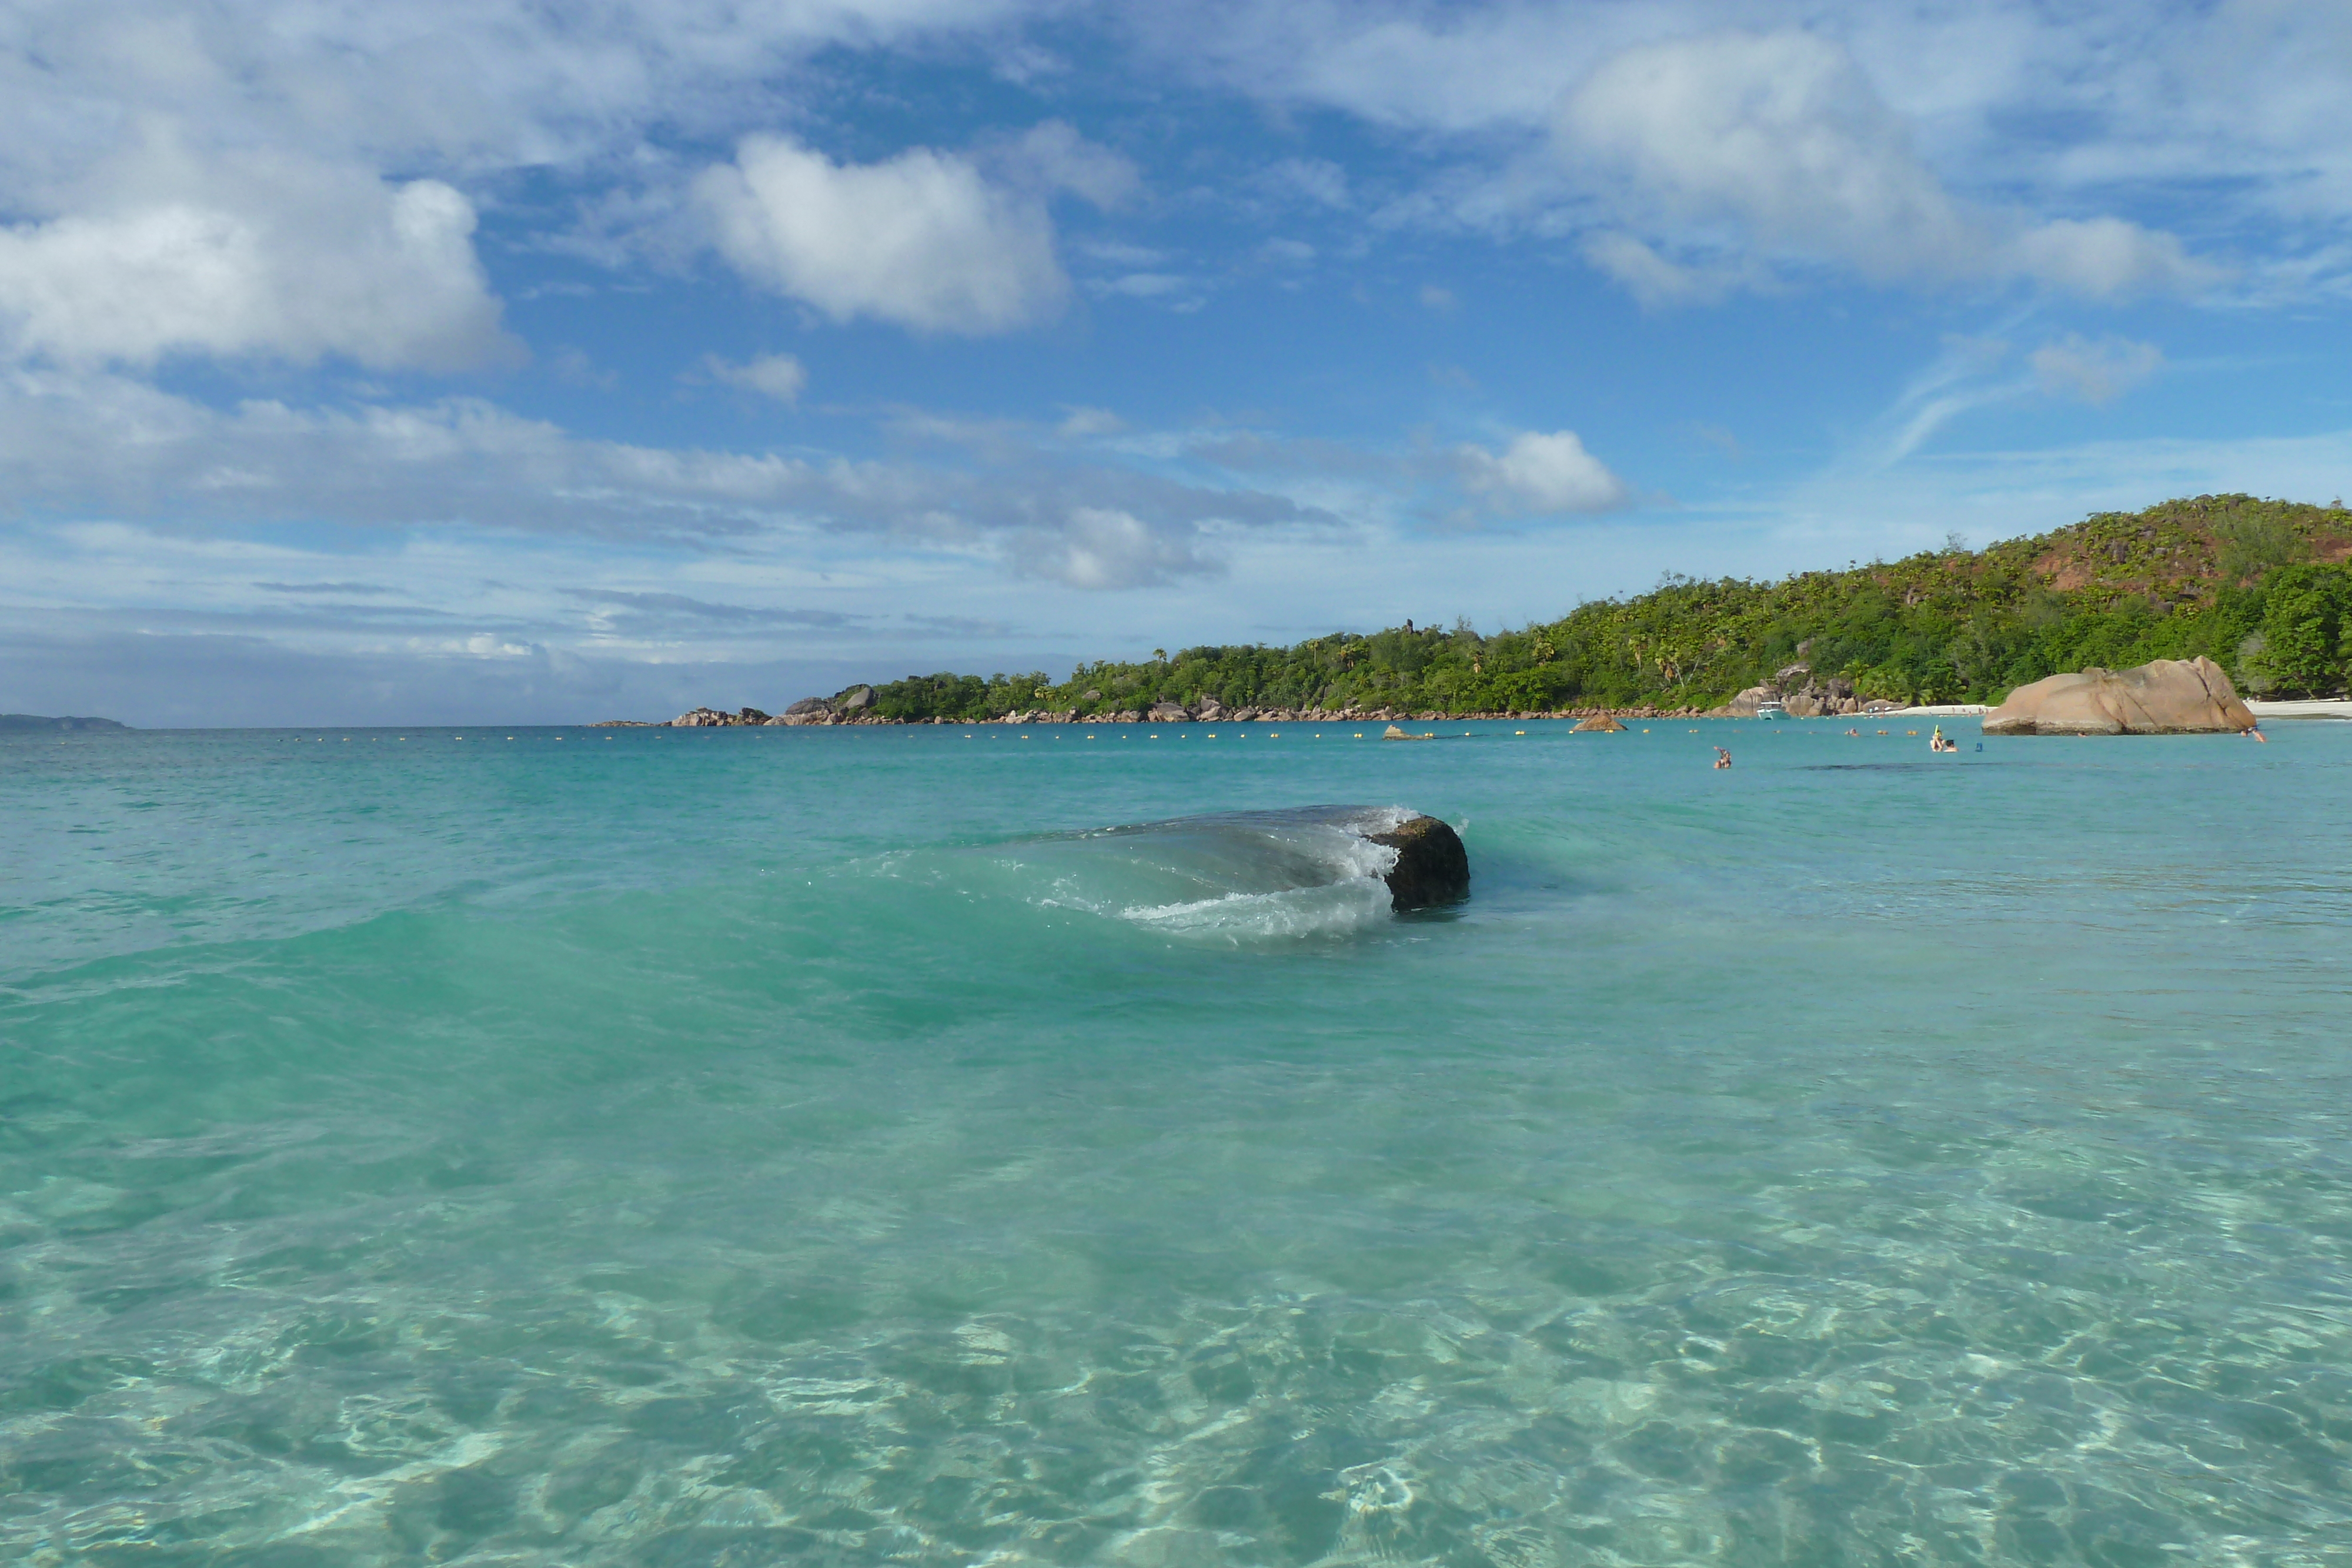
[4, 1, 2350, 725]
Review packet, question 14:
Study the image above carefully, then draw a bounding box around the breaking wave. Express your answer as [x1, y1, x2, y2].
[919, 805, 1423, 944]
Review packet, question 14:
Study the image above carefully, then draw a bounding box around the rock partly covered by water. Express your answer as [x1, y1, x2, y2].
[1572, 715, 1626, 732]
[1982, 656, 2256, 736]
[1365, 815, 1470, 911]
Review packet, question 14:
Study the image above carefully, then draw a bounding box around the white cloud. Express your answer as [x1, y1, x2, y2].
[0, 370, 1328, 574]
[1459, 429, 1628, 515]
[1259, 157, 1352, 209]
[2030, 334, 2163, 405]
[997, 120, 1141, 208]
[696, 134, 1070, 333]
[1084, 272, 1202, 310]
[1154, 4, 1629, 135]
[1558, 28, 2214, 303]
[704, 352, 808, 404]
[0, 148, 512, 370]
[1580, 232, 1752, 308]
[1009, 506, 1218, 589]
[1833, 330, 2164, 477]
[0, 1, 1038, 186]
[2004, 219, 2216, 299]
[1562, 31, 1977, 282]
[1055, 406, 1124, 437]
[1174, 4, 2352, 252]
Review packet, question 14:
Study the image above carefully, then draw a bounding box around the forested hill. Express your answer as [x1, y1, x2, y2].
[856, 494, 2352, 721]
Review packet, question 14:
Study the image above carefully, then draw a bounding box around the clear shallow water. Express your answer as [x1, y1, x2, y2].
[4, 719, 2350, 1567]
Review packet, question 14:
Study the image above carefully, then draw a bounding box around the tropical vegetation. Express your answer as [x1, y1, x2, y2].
[855, 495, 2352, 720]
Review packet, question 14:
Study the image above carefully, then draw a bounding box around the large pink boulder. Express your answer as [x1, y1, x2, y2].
[1982, 656, 2256, 736]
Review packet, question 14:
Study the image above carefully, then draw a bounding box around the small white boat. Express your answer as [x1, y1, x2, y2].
[1753, 700, 1787, 721]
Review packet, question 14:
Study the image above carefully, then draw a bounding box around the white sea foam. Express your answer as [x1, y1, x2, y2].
[1119, 876, 1395, 942]
[1032, 805, 1416, 942]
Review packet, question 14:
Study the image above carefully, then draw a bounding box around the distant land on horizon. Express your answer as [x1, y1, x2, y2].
[657, 494, 2352, 726]
[1, 713, 130, 732]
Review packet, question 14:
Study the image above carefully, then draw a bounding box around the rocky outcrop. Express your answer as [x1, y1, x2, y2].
[1147, 701, 1190, 722]
[1782, 676, 1859, 717]
[670, 706, 771, 727]
[773, 697, 833, 726]
[1572, 715, 1626, 732]
[1728, 668, 1867, 717]
[1366, 815, 1471, 911]
[1982, 656, 2256, 735]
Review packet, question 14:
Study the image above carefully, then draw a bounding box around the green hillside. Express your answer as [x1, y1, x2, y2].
[860, 494, 2352, 720]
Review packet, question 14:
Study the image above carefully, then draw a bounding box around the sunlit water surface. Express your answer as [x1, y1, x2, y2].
[4, 719, 2348, 1566]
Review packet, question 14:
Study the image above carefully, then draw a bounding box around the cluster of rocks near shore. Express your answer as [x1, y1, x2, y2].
[1717, 664, 1904, 718]
[617, 693, 1725, 727]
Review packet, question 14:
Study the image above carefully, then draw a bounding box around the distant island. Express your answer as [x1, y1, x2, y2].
[635, 493, 2352, 725]
[1, 713, 129, 731]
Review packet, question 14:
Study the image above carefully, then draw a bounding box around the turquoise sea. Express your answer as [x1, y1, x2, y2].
[4, 718, 2349, 1567]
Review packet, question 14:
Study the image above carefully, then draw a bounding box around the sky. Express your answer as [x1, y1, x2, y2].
[4, 1, 2351, 726]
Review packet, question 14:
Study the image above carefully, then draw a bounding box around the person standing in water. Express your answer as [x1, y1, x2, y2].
[1713, 747, 1733, 769]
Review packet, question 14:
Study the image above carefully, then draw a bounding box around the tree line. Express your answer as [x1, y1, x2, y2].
[854, 495, 2352, 721]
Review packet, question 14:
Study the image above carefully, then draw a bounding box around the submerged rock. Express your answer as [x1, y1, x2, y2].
[1366, 815, 1471, 911]
[1982, 656, 2256, 735]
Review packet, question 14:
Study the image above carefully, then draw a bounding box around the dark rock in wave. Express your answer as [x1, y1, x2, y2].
[1366, 815, 1470, 911]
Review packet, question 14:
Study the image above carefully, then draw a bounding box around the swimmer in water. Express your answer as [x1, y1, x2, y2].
[1713, 746, 1733, 769]
[2244, 726, 2267, 742]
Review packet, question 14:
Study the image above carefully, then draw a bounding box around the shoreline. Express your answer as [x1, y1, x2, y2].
[613, 694, 2352, 728]
[2247, 698, 2352, 719]
[607, 704, 1977, 728]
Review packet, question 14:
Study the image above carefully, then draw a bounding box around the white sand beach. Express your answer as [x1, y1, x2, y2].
[2249, 698, 2352, 719]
